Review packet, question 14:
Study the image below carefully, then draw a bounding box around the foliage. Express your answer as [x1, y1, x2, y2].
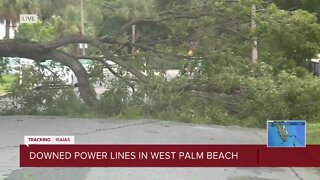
[99, 79, 132, 116]
[1, 67, 86, 115]
[16, 22, 56, 42]
[3, 0, 320, 130]
[273, 0, 320, 20]
[93, 59, 320, 128]
[37, 0, 102, 36]
[0, 74, 16, 95]
[0, 57, 4, 84]
[0, 0, 37, 23]
[240, 66, 318, 125]
[256, 4, 320, 68]
[307, 123, 320, 144]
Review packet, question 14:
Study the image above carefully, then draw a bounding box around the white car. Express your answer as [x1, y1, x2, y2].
[3, 57, 34, 75]
[39, 60, 77, 87]
[20, 58, 34, 67]
[4, 57, 21, 74]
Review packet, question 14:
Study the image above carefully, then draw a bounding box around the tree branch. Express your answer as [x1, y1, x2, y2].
[119, 13, 212, 33]
[75, 55, 138, 84]
[42, 35, 151, 84]
[0, 39, 99, 108]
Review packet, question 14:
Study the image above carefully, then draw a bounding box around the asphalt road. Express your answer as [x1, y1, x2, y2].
[0, 116, 319, 180]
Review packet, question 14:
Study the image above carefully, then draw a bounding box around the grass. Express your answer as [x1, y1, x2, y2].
[0, 74, 17, 95]
[307, 123, 320, 144]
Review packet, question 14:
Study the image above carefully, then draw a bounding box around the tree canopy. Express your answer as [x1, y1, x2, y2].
[1, 0, 320, 127]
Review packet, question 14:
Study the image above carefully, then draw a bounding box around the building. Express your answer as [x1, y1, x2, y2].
[311, 58, 320, 76]
[0, 21, 16, 39]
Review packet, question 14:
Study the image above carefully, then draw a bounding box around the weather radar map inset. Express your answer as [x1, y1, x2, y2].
[267, 120, 306, 147]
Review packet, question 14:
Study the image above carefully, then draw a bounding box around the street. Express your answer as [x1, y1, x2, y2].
[0, 116, 319, 180]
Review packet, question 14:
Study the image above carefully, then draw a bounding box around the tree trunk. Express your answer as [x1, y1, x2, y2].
[47, 51, 98, 108]
[5, 19, 10, 39]
[0, 39, 99, 109]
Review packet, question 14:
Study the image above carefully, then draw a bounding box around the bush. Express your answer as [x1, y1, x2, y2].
[2, 60, 320, 129]
[99, 80, 131, 116]
[240, 67, 320, 127]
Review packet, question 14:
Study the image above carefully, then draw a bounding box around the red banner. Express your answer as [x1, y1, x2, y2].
[20, 145, 320, 167]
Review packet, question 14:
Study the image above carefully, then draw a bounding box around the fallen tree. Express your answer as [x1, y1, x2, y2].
[0, 38, 98, 107]
[0, 35, 153, 109]
[0, 35, 247, 114]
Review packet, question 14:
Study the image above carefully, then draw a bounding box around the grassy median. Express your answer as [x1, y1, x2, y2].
[0, 74, 16, 95]
[307, 123, 320, 144]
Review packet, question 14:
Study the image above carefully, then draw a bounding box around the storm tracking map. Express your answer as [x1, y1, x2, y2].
[267, 120, 306, 147]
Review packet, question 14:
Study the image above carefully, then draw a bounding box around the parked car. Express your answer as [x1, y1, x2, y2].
[2, 57, 35, 75]
[4, 57, 20, 75]
[38, 60, 77, 87]
[20, 58, 34, 67]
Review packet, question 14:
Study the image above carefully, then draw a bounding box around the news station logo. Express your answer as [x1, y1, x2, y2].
[20, 14, 38, 24]
[267, 120, 306, 147]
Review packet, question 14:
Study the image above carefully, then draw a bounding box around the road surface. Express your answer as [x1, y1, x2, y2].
[0, 116, 319, 180]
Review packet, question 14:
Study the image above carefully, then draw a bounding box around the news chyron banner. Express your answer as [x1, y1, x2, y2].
[20, 120, 320, 167]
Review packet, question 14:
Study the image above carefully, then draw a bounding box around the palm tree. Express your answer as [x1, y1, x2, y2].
[0, 0, 37, 39]
[108, 0, 155, 54]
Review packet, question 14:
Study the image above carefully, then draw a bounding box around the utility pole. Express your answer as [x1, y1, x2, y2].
[251, 5, 258, 63]
[131, 2, 136, 56]
[80, 0, 86, 55]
